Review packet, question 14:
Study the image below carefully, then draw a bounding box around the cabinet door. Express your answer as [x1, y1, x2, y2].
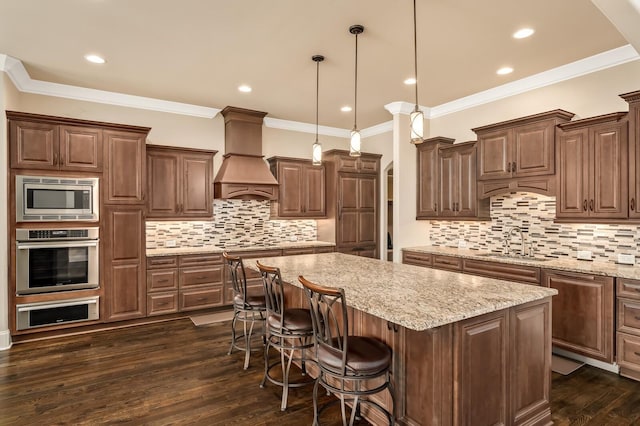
[278, 162, 304, 216]
[103, 206, 146, 321]
[10, 120, 59, 170]
[104, 130, 146, 204]
[557, 129, 589, 218]
[182, 154, 213, 217]
[146, 150, 180, 217]
[589, 121, 628, 219]
[416, 143, 439, 218]
[59, 125, 103, 172]
[477, 129, 511, 180]
[357, 176, 377, 246]
[303, 164, 326, 217]
[542, 270, 614, 362]
[513, 119, 555, 177]
[456, 145, 477, 217]
[438, 149, 457, 217]
[629, 102, 640, 218]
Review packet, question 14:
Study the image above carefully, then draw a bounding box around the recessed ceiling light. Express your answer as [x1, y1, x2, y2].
[341, 106, 352, 112]
[513, 28, 534, 39]
[497, 67, 514, 75]
[404, 77, 416, 85]
[238, 85, 252, 93]
[84, 54, 105, 64]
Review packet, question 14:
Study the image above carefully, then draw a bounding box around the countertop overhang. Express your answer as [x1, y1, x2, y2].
[245, 252, 557, 331]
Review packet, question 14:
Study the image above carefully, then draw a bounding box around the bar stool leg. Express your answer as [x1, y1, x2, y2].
[227, 309, 238, 356]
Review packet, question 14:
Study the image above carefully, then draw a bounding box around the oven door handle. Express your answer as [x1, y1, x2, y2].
[17, 297, 99, 312]
[16, 240, 99, 250]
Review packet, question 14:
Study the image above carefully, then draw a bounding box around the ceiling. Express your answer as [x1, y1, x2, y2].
[0, 0, 632, 129]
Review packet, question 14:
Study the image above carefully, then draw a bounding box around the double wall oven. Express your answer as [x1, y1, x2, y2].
[15, 174, 102, 331]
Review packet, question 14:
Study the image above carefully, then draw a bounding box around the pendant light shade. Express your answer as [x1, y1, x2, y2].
[410, 0, 424, 144]
[312, 55, 324, 165]
[349, 24, 364, 157]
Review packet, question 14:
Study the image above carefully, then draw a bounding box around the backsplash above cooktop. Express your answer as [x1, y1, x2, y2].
[146, 199, 317, 249]
[427, 192, 639, 263]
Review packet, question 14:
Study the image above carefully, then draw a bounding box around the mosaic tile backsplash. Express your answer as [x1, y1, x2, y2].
[146, 200, 317, 249]
[427, 192, 639, 263]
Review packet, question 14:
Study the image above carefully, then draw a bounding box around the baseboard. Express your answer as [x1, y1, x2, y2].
[0, 329, 13, 351]
[552, 348, 619, 374]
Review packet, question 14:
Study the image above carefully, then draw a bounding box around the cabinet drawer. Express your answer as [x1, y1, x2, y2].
[147, 269, 178, 292]
[402, 251, 433, 268]
[314, 246, 335, 254]
[147, 292, 178, 316]
[617, 332, 640, 374]
[618, 278, 640, 300]
[432, 255, 463, 271]
[180, 266, 224, 288]
[618, 298, 640, 336]
[146, 256, 178, 269]
[462, 259, 540, 285]
[179, 253, 222, 267]
[283, 247, 315, 256]
[181, 287, 224, 310]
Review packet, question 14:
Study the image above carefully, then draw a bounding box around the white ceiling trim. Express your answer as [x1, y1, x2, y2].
[592, 0, 640, 54]
[361, 120, 393, 138]
[0, 54, 220, 119]
[264, 117, 350, 138]
[429, 44, 639, 118]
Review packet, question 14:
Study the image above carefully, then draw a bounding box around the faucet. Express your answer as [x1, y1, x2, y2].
[505, 226, 526, 257]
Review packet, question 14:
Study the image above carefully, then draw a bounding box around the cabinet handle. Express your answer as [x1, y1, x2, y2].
[632, 198, 636, 212]
[53, 153, 58, 165]
[589, 199, 594, 211]
[158, 279, 169, 283]
[507, 162, 511, 173]
[635, 352, 640, 357]
[583, 200, 588, 211]
[512, 162, 516, 172]
[434, 203, 437, 211]
[635, 316, 640, 321]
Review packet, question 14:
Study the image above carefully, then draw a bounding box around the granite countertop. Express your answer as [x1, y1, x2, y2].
[402, 246, 640, 281]
[245, 252, 557, 331]
[146, 241, 335, 257]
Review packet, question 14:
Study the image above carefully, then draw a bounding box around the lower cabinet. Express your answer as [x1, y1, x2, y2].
[542, 270, 614, 362]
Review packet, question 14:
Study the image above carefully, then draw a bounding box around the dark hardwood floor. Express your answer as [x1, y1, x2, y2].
[1, 318, 640, 425]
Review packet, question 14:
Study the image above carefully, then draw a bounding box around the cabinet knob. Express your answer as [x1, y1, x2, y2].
[512, 162, 516, 172]
[631, 198, 636, 212]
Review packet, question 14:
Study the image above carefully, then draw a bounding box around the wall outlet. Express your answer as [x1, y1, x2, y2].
[457, 239, 467, 249]
[577, 250, 592, 261]
[618, 254, 636, 265]
[165, 240, 177, 247]
[289, 236, 298, 242]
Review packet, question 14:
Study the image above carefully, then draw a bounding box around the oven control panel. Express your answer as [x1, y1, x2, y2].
[16, 227, 99, 241]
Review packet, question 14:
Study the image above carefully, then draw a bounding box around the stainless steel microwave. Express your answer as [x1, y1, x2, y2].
[16, 175, 99, 222]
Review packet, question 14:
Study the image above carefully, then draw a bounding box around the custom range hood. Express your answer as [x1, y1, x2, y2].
[213, 106, 279, 200]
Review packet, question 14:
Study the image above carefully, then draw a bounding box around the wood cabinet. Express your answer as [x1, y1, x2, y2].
[621, 90, 640, 219]
[104, 129, 148, 204]
[542, 270, 614, 362]
[146, 256, 179, 316]
[8, 112, 104, 172]
[146, 145, 216, 219]
[472, 110, 574, 199]
[616, 278, 640, 381]
[557, 113, 629, 221]
[103, 206, 146, 321]
[416, 138, 489, 220]
[267, 157, 326, 218]
[318, 150, 381, 259]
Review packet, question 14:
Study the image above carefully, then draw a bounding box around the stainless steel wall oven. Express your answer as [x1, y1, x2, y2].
[16, 228, 99, 295]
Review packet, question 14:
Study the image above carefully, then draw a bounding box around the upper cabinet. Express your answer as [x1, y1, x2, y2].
[416, 137, 489, 220]
[472, 110, 574, 198]
[267, 157, 326, 218]
[103, 130, 148, 205]
[8, 113, 103, 172]
[556, 112, 628, 221]
[147, 145, 216, 219]
[622, 90, 640, 219]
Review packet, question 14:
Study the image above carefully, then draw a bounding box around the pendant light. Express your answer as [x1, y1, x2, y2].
[410, 0, 424, 144]
[312, 55, 324, 165]
[349, 24, 364, 157]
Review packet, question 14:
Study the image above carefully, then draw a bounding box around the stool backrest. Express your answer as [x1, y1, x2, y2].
[256, 261, 285, 322]
[298, 275, 348, 372]
[223, 252, 249, 307]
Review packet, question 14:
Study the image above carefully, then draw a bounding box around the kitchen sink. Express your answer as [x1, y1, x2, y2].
[474, 253, 552, 262]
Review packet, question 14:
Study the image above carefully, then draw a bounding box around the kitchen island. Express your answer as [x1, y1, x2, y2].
[247, 252, 557, 426]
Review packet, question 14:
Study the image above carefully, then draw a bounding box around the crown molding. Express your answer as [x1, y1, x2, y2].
[264, 117, 350, 138]
[384, 101, 431, 116]
[361, 120, 393, 137]
[0, 54, 220, 118]
[429, 44, 639, 118]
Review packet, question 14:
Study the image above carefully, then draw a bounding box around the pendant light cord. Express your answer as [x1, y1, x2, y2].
[354, 31, 358, 130]
[315, 59, 320, 142]
[413, 0, 419, 108]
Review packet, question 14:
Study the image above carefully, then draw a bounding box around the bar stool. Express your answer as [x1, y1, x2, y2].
[223, 252, 266, 370]
[299, 275, 395, 426]
[256, 261, 315, 411]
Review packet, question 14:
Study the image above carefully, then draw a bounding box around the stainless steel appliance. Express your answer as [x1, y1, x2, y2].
[16, 228, 99, 295]
[16, 297, 99, 330]
[16, 175, 99, 222]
